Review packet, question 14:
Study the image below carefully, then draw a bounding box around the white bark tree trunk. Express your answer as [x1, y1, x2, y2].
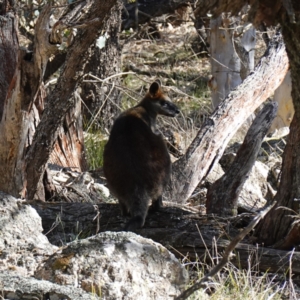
[209, 13, 255, 108]
[269, 70, 294, 133]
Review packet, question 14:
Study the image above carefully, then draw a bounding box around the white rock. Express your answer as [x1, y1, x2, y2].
[35, 231, 189, 300]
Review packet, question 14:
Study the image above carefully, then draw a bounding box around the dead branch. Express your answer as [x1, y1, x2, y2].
[206, 101, 278, 216]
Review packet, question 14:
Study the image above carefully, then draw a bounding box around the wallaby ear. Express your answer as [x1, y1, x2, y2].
[149, 81, 161, 96]
[155, 79, 162, 87]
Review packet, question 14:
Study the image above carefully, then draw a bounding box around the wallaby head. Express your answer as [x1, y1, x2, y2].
[140, 81, 180, 117]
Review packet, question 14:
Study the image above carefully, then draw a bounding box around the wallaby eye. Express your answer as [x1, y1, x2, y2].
[160, 100, 168, 107]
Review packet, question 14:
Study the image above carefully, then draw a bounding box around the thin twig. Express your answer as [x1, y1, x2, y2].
[86, 83, 115, 132]
[289, 248, 296, 297]
[85, 72, 135, 83]
[196, 224, 215, 266]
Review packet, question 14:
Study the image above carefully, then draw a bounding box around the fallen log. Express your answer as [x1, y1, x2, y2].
[29, 201, 300, 276]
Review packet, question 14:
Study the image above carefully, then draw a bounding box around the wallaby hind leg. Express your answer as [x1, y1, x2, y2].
[149, 195, 163, 212]
[124, 194, 150, 231]
[119, 201, 130, 217]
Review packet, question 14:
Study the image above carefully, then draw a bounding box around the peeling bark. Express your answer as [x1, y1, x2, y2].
[49, 92, 88, 172]
[0, 13, 32, 197]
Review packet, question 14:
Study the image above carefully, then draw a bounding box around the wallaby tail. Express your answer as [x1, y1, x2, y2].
[123, 191, 149, 231]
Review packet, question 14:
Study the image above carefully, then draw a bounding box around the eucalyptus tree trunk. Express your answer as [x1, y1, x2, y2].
[81, 0, 122, 131]
[0, 12, 23, 198]
[0, 5, 56, 198]
[209, 12, 255, 108]
[256, 19, 300, 250]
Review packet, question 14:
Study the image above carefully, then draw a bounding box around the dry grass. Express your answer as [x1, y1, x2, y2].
[182, 251, 298, 300]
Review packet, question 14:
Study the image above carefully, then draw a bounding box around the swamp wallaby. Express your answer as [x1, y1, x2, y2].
[103, 81, 180, 231]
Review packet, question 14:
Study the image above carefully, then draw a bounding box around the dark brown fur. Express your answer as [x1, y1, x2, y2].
[103, 81, 179, 231]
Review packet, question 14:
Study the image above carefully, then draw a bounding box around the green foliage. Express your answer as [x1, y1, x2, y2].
[84, 133, 107, 170]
